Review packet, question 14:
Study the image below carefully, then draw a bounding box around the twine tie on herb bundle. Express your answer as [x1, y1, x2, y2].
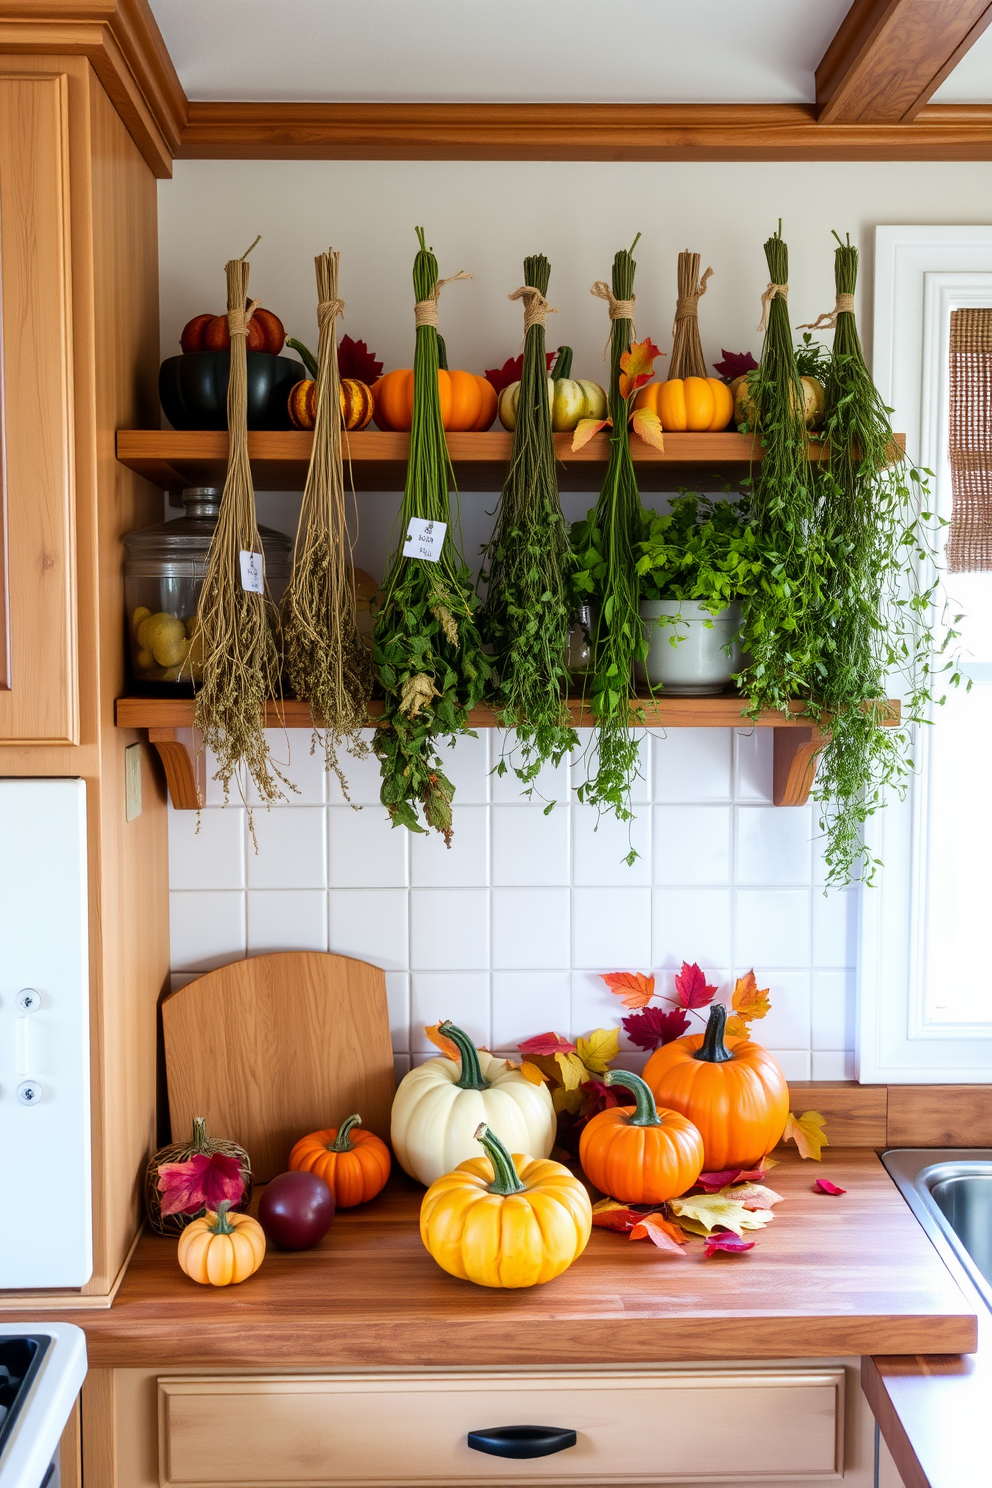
[508, 284, 558, 333]
[670, 252, 713, 380]
[316, 296, 345, 331]
[674, 268, 712, 326]
[413, 270, 473, 329]
[227, 299, 259, 338]
[796, 293, 856, 333]
[757, 281, 789, 333]
[590, 280, 636, 356]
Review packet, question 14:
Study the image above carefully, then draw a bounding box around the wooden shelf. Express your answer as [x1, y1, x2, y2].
[116, 694, 900, 812]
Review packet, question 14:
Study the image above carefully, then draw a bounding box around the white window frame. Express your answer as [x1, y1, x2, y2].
[857, 225, 992, 1082]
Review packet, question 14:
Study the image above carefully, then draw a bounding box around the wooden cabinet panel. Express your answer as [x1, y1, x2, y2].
[0, 72, 77, 743]
[158, 1368, 845, 1486]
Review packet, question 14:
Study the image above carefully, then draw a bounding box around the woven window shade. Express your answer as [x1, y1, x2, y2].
[946, 307, 992, 573]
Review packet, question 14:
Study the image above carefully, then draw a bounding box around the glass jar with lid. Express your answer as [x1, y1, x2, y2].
[123, 487, 293, 692]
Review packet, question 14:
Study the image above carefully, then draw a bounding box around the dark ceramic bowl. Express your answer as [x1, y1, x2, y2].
[158, 351, 303, 431]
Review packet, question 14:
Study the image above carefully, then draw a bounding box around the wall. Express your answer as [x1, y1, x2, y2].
[158, 158, 992, 1081]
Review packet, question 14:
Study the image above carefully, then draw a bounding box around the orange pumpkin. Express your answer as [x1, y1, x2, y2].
[643, 1003, 789, 1171]
[289, 1113, 391, 1208]
[371, 368, 493, 432]
[634, 377, 734, 432]
[287, 377, 374, 432]
[579, 1069, 704, 1204]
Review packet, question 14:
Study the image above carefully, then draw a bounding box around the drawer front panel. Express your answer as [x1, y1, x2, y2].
[158, 1369, 844, 1486]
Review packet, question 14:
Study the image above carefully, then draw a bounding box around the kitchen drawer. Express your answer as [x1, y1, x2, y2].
[157, 1367, 845, 1486]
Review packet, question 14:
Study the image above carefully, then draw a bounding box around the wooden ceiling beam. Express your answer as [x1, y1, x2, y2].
[817, 0, 992, 124]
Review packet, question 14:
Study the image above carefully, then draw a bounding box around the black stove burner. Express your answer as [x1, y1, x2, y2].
[0, 1336, 51, 1459]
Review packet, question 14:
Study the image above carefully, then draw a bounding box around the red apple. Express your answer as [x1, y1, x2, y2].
[180, 313, 213, 354]
[258, 1170, 334, 1250]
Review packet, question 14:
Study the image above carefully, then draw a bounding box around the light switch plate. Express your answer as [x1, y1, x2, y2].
[125, 742, 142, 822]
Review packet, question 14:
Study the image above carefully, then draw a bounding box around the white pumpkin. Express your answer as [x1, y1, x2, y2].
[391, 1022, 555, 1186]
[498, 376, 607, 433]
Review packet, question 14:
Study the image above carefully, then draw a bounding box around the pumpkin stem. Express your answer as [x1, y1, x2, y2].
[551, 345, 574, 381]
[286, 336, 319, 380]
[439, 1021, 491, 1091]
[190, 1116, 210, 1152]
[474, 1123, 526, 1196]
[209, 1200, 236, 1235]
[436, 334, 449, 372]
[694, 1002, 734, 1064]
[604, 1069, 663, 1126]
[328, 1113, 362, 1152]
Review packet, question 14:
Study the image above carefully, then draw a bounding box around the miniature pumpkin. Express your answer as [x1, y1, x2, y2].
[579, 1069, 704, 1204]
[288, 1114, 391, 1207]
[634, 377, 734, 432]
[286, 377, 375, 432]
[643, 1002, 789, 1171]
[371, 368, 494, 432]
[732, 373, 825, 430]
[497, 346, 607, 433]
[391, 1021, 555, 1187]
[420, 1123, 592, 1288]
[177, 1201, 266, 1286]
[144, 1117, 252, 1236]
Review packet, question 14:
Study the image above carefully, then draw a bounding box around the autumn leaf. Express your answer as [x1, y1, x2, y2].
[579, 1079, 625, 1118]
[669, 1194, 775, 1238]
[519, 1061, 546, 1086]
[704, 1232, 756, 1257]
[630, 407, 666, 451]
[622, 1005, 691, 1051]
[158, 1153, 244, 1217]
[577, 1027, 620, 1075]
[552, 1085, 585, 1116]
[784, 1110, 829, 1161]
[337, 334, 384, 384]
[673, 961, 718, 1010]
[630, 1214, 689, 1255]
[591, 1198, 643, 1232]
[813, 1178, 847, 1195]
[724, 1183, 783, 1210]
[695, 1166, 769, 1193]
[712, 349, 759, 382]
[519, 1031, 578, 1058]
[602, 970, 656, 1009]
[484, 349, 555, 394]
[425, 1022, 460, 1062]
[618, 337, 663, 399]
[731, 969, 771, 1023]
[555, 1051, 591, 1091]
[571, 416, 611, 452]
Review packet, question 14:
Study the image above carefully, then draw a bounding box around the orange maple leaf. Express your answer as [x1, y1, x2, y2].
[784, 1110, 828, 1161]
[618, 337, 663, 400]
[732, 969, 771, 1023]
[725, 1015, 749, 1039]
[630, 407, 666, 451]
[424, 1022, 460, 1062]
[602, 970, 656, 1009]
[571, 416, 611, 453]
[630, 1214, 689, 1255]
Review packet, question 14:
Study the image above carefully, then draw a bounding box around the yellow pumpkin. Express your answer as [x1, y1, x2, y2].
[286, 377, 374, 432]
[420, 1123, 592, 1288]
[177, 1201, 266, 1287]
[634, 377, 734, 432]
[732, 373, 825, 431]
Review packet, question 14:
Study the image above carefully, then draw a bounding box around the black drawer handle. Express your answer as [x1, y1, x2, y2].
[467, 1425, 577, 1459]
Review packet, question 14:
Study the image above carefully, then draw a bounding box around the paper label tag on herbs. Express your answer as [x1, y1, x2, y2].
[239, 550, 265, 593]
[402, 517, 446, 563]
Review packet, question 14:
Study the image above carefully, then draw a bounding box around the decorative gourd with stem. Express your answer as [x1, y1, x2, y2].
[579, 1069, 704, 1203]
[420, 1122, 592, 1288]
[390, 1020, 554, 1187]
[289, 1113, 391, 1207]
[177, 1200, 266, 1287]
[643, 1002, 789, 1171]
[482, 254, 576, 788]
[371, 228, 491, 844]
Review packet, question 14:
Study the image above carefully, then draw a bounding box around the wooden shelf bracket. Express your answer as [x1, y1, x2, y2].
[773, 725, 829, 807]
[147, 724, 205, 810]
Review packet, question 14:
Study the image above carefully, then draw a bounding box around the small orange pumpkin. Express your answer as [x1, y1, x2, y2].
[634, 377, 734, 432]
[579, 1069, 704, 1203]
[289, 1114, 391, 1208]
[371, 368, 494, 432]
[643, 1002, 789, 1171]
[287, 377, 374, 432]
[177, 1201, 266, 1287]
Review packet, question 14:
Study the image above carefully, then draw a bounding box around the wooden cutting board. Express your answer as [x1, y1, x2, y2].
[162, 951, 395, 1182]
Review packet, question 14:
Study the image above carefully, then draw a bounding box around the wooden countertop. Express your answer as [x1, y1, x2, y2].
[38, 1150, 976, 1369]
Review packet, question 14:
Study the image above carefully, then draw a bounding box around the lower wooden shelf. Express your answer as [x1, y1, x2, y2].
[116, 694, 899, 811]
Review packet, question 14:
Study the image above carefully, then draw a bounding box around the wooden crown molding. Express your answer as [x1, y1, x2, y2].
[0, 0, 186, 175]
[817, 0, 992, 124]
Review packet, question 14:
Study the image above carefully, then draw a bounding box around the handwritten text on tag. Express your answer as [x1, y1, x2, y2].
[239, 550, 265, 593]
[402, 517, 446, 563]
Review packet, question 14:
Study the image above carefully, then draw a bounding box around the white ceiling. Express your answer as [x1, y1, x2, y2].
[931, 24, 992, 102]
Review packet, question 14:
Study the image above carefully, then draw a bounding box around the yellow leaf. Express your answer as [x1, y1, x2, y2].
[724, 1183, 784, 1210]
[571, 416, 610, 453]
[601, 970, 656, 1009]
[424, 1023, 459, 1062]
[732, 969, 771, 1022]
[618, 337, 663, 399]
[630, 407, 666, 451]
[577, 1027, 620, 1076]
[519, 1060, 546, 1086]
[725, 1015, 749, 1039]
[555, 1051, 591, 1091]
[784, 1110, 828, 1161]
[669, 1194, 776, 1238]
[552, 1084, 585, 1116]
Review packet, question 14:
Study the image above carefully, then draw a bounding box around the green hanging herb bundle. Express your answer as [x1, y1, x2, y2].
[372, 228, 491, 844]
[482, 254, 575, 787]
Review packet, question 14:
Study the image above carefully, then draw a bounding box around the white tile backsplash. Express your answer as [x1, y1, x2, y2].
[168, 727, 857, 1066]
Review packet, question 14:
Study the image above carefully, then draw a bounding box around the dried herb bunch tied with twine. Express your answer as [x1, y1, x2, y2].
[282, 249, 372, 792]
[372, 228, 491, 844]
[483, 254, 575, 786]
[669, 250, 713, 381]
[811, 232, 959, 885]
[194, 244, 287, 810]
[738, 223, 825, 715]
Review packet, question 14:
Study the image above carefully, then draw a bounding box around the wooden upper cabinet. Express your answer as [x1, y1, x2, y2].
[0, 73, 78, 744]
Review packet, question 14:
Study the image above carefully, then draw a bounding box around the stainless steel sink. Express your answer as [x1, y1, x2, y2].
[884, 1149, 992, 1313]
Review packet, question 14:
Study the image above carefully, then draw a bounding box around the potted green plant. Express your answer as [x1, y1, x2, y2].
[635, 494, 760, 694]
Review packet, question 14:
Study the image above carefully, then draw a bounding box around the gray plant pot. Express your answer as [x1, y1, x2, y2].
[637, 600, 743, 695]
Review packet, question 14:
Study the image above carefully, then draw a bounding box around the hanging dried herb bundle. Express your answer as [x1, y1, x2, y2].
[737, 224, 825, 715]
[194, 246, 287, 808]
[482, 254, 574, 786]
[372, 228, 491, 844]
[282, 249, 372, 792]
[669, 250, 712, 381]
[810, 233, 960, 885]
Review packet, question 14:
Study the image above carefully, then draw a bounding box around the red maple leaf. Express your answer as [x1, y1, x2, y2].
[704, 1231, 756, 1257]
[695, 1166, 769, 1193]
[813, 1179, 847, 1195]
[711, 349, 759, 383]
[157, 1152, 245, 1217]
[337, 335, 383, 383]
[484, 350, 555, 394]
[673, 961, 718, 1010]
[518, 1031, 578, 1057]
[622, 1005, 691, 1052]
[579, 1079, 626, 1118]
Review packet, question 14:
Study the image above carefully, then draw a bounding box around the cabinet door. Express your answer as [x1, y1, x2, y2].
[0, 73, 77, 744]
